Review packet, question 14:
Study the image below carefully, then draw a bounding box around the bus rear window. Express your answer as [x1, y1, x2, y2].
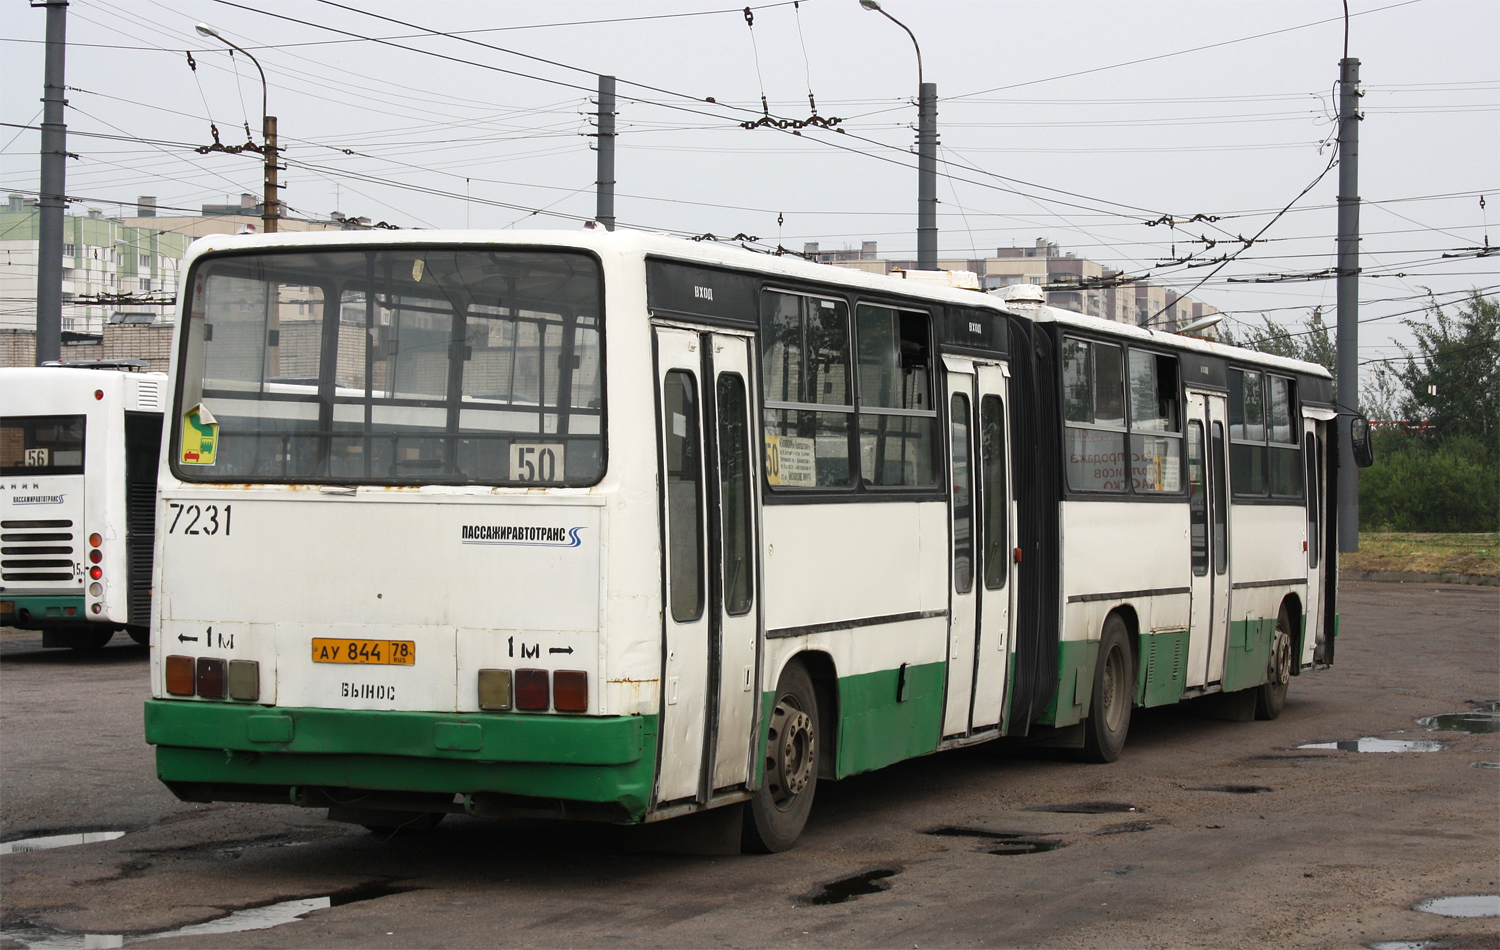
[1, 415, 86, 476]
[175, 248, 603, 486]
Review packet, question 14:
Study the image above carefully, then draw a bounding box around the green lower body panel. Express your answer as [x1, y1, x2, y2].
[1223, 618, 1275, 693]
[1038, 639, 1097, 727]
[833, 662, 944, 778]
[145, 700, 657, 819]
[1136, 630, 1188, 707]
[2, 593, 87, 628]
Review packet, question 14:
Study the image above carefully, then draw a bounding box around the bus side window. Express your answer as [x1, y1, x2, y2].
[664, 370, 704, 623]
[1188, 421, 1208, 576]
[1211, 421, 1228, 576]
[951, 392, 973, 594]
[716, 373, 754, 615]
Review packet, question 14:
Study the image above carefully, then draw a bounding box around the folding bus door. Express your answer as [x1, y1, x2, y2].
[942, 358, 1015, 738]
[1185, 390, 1232, 689]
[653, 325, 760, 807]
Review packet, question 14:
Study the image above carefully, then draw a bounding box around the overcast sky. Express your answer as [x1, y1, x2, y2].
[3, 0, 1496, 373]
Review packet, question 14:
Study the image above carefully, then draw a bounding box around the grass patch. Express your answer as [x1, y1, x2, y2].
[1343, 532, 1499, 577]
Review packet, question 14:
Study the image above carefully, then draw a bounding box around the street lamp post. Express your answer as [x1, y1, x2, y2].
[195, 24, 278, 234]
[860, 0, 936, 270]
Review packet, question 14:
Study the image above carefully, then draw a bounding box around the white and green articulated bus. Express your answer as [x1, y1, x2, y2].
[2, 364, 166, 649]
[143, 230, 1354, 850]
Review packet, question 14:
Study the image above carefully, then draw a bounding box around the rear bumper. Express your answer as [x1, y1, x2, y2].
[2, 593, 87, 628]
[145, 700, 657, 819]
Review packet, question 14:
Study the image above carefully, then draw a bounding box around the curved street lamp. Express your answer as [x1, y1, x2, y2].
[860, 0, 936, 270]
[195, 23, 279, 234]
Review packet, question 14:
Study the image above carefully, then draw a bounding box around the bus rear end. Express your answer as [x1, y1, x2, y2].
[144, 236, 652, 826]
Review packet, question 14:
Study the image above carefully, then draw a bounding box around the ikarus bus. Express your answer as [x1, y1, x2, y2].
[144, 230, 1361, 851]
[2, 364, 165, 649]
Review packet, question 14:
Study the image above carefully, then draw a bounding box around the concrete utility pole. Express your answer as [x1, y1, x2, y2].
[860, 1, 936, 270]
[596, 75, 616, 232]
[34, 0, 68, 365]
[1335, 57, 1362, 552]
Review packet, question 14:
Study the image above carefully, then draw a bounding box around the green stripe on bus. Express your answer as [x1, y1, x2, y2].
[1, 594, 85, 619]
[833, 662, 944, 778]
[1038, 639, 1097, 728]
[144, 699, 650, 766]
[1223, 618, 1275, 693]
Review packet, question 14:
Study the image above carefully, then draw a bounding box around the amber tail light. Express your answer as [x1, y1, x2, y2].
[553, 671, 588, 713]
[165, 655, 195, 696]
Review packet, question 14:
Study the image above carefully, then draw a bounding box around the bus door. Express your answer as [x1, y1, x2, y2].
[653, 325, 760, 806]
[1301, 415, 1328, 663]
[1185, 390, 1231, 688]
[942, 357, 1015, 738]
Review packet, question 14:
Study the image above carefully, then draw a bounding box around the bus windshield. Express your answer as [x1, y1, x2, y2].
[1, 414, 86, 476]
[174, 247, 604, 486]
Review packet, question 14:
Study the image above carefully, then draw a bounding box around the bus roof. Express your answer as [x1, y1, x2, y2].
[180, 228, 1332, 381]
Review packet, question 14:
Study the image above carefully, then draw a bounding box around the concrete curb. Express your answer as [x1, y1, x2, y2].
[1342, 570, 1498, 587]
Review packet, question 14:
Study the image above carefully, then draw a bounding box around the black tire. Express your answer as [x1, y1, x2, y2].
[1081, 614, 1134, 763]
[127, 627, 149, 646]
[69, 629, 114, 652]
[1255, 605, 1294, 721]
[744, 660, 819, 853]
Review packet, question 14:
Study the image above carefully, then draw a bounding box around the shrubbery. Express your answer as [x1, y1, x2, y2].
[1359, 433, 1498, 531]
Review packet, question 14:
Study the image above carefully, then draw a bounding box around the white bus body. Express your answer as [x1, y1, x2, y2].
[2, 366, 166, 647]
[144, 230, 1341, 849]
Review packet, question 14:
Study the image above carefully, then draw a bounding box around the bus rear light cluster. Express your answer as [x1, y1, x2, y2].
[477, 668, 587, 713]
[165, 655, 259, 701]
[89, 566, 102, 580]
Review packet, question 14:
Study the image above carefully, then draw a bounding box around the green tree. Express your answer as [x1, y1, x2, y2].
[1392, 290, 1499, 444]
[1224, 311, 1335, 376]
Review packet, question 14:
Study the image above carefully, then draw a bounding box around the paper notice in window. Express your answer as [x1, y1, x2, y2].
[765, 434, 815, 487]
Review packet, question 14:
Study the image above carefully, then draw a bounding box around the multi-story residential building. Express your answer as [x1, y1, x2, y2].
[1, 195, 191, 334]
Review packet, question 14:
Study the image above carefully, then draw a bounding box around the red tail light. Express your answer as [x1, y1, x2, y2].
[196, 657, 227, 698]
[89, 566, 102, 580]
[553, 671, 588, 713]
[514, 669, 549, 711]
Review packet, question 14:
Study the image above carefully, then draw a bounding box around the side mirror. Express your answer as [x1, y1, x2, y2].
[1350, 413, 1375, 468]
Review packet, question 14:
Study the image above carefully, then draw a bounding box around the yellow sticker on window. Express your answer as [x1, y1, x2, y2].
[181, 403, 218, 465]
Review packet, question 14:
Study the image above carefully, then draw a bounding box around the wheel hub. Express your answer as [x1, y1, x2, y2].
[1270, 629, 1291, 685]
[767, 699, 815, 802]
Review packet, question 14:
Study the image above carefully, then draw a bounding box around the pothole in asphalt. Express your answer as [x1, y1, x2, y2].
[1418, 700, 1500, 735]
[0, 881, 416, 948]
[800, 869, 899, 905]
[1413, 895, 1500, 918]
[923, 827, 1064, 855]
[1188, 784, 1273, 794]
[1024, 801, 1137, 814]
[0, 831, 126, 855]
[1297, 738, 1447, 753]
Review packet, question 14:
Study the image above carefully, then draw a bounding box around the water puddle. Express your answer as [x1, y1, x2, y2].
[1298, 738, 1447, 753]
[1188, 784, 1272, 794]
[1025, 801, 1137, 814]
[1470, 761, 1499, 770]
[0, 883, 413, 948]
[923, 826, 1063, 855]
[801, 869, 898, 905]
[1418, 701, 1500, 735]
[1413, 895, 1500, 918]
[1092, 821, 1153, 836]
[1370, 941, 1460, 950]
[0, 831, 126, 855]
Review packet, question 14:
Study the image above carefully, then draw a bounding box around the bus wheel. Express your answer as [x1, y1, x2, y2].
[744, 660, 818, 853]
[1081, 615, 1133, 763]
[1255, 606, 1294, 721]
[70, 629, 114, 651]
